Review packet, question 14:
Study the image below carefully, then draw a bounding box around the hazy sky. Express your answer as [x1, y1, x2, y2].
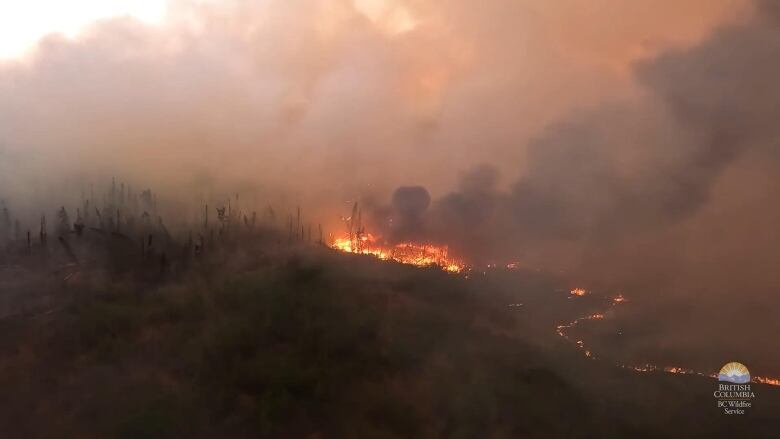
[0, 0, 766, 250]
[0, 0, 755, 210]
[0, 0, 747, 59]
[0, 1, 168, 59]
[0, 0, 420, 59]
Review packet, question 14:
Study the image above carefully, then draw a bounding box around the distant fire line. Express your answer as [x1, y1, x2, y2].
[558, 291, 780, 387]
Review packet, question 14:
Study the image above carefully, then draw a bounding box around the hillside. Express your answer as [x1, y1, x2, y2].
[0, 244, 778, 438]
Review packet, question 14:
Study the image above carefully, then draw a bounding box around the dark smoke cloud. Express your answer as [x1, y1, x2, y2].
[388, 185, 430, 241]
[371, 0, 780, 285]
[370, 0, 780, 370]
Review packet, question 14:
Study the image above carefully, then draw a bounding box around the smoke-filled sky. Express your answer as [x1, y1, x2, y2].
[2, 0, 778, 288]
[0, 1, 167, 59]
[0, 0, 750, 193]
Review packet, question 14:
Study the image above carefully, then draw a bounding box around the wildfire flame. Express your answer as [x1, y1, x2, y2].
[557, 291, 780, 387]
[570, 288, 587, 297]
[612, 294, 626, 304]
[753, 376, 780, 386]
[330, 233, 465, 273]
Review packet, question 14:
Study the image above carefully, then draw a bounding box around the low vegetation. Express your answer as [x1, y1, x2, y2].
[0, 247, 778, 438]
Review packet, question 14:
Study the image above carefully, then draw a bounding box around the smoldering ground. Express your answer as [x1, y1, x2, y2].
[1, 1, 779, 371]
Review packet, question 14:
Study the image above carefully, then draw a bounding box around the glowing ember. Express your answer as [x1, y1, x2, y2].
[753, 376, 780, 387]
[621, 364, 658, 373]
[557, 293, 780, 387]
[612, 294, 626, 304]
[330, 233, 465, 273]
[663, 366, 695, 375]
[570, 288, 587, 297]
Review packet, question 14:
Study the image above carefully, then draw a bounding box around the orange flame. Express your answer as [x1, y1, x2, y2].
[612, 294, 626, 304]
[570, 288, 587, 297]
[754, 376, 780, 386]
[330, 233, 465, 273]
[557, 293, 780, 387]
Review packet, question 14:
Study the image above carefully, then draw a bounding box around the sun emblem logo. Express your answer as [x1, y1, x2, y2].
[718, 362, 750, 384]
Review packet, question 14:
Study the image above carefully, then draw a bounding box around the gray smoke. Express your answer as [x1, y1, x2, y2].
[375, 0, 780, 288]
[367, 0, 780, 370]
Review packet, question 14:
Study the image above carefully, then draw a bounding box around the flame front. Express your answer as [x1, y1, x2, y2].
[556, 291, 780, 387]
[331, 233, 465, 273]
